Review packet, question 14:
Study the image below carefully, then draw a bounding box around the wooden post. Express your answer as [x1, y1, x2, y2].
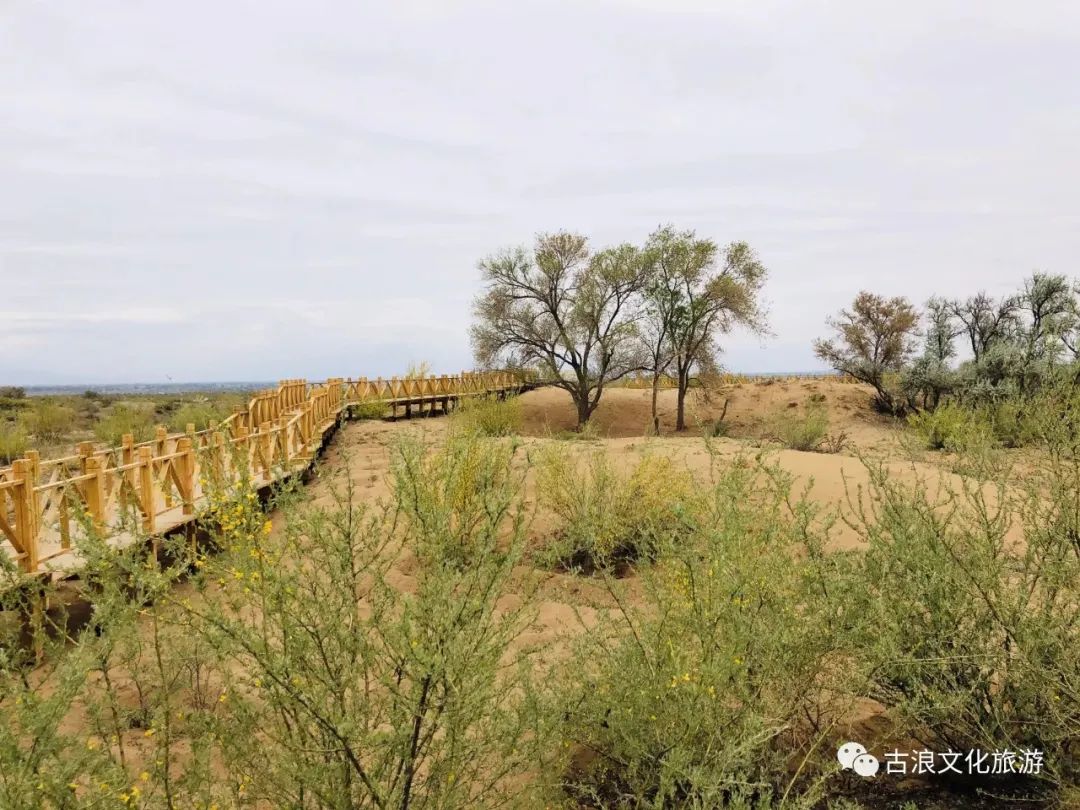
[121, 434, 134, 512]
[137, 446, 155, 534]
[278, 415, 291, 467]
[155, 426, 173, 508]
[178, 437, 195, 515]
[23, 450, 40, 541]
[82, 456, 106, 534]
[12, 460, 37, 573]
[259, 421, 272, 478]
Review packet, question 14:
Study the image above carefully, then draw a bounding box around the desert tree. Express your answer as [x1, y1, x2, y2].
[471, 231, 651, 428]
[643, 227, 767, 431]
[1018, 273, 1076, 364]
[813, 291, 920, 413]
[902, 296, 962, 410]
[948, 291, 1020, 363]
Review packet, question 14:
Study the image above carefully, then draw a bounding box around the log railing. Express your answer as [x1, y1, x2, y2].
[0, 370, 536, 576]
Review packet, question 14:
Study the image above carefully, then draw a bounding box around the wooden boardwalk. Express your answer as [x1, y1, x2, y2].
[0, 371, 536, 578]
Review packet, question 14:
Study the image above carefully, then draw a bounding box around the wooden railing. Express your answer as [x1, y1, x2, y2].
[0, 370, 536, 577]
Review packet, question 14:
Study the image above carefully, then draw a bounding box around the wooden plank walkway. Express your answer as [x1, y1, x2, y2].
[0, 370, 536, 578]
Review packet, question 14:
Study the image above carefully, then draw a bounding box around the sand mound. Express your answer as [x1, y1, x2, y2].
[517, 379, 899, 453]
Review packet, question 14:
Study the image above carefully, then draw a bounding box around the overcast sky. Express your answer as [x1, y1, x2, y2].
[2, 1, 1079, 384]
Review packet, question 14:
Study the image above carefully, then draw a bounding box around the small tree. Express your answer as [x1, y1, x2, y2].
[643, 227, 767, 431]
[471, 232, 650, 428]
[902, 296, 961, 410]
[814, 291, 920, 413]
[949, 292, 1019, 363]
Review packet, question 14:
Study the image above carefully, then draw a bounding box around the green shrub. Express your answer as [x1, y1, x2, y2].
[535, 446, 701, 571]
[166, 400, 240, 432]
[559, 457, 838, 806]
[0, 386, 25, 399]
[350, 400, 389, 420]
[452, 395, 521, 436]
[93, 404, 155, 445]
[22, 401, 75, 442]
[840, 457, 1080, 795]
[189, 461, 555, 807]
[908, 400, 997, 453]
[769, 402, 829, 451]
[391, 430, 525, 567]
[0, 422, 27, 463]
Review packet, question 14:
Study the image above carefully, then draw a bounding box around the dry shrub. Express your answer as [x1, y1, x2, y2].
[452, 396, 521, 437]
[535, 446, 700, 571]
[559, 457, 839, 807]
[22, 401, 74, 442]
[769, 402, 829, 451]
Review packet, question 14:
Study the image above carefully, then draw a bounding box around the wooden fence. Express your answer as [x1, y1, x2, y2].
[0, 370, 535, 577]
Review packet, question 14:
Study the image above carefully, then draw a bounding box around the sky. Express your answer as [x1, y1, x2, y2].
[2, 0, 1079, 384]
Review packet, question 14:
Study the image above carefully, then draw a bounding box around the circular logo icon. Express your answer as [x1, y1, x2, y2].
[837, 742, 867, 770]
[853, 753, 880, 777]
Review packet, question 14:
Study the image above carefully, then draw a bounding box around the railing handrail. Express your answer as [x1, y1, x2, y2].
[0, 369, 538, 575]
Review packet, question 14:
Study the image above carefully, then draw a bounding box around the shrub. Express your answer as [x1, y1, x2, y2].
[452, 395, 521, 436]
[907, 400, 998, 454]
[559, 457, 838, 806]
[22, 401, 74, 442]
[391, 430, 525, 567]
[0, 422, 27, 462]
[93, 403, 155, 446]
[840, 456, 1080, 795]
[350, 400, 389, 420]
[188, 464, 556, 807]
[769, 402, 829, 451]
[535, 446, 700, 571]
[0, 386, 25, 399]
[166, 401, 235, 432]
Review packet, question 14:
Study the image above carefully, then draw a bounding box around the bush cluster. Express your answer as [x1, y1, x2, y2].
[1, 423, 1077, 807]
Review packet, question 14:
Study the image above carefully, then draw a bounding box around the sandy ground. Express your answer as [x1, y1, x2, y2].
[303, 379, 998, 672]
[35, 380, 1019, 800]
[517, 379, 901, 452]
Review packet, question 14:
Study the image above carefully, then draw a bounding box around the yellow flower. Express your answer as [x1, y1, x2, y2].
[263, 520, 272, 535]
[139, 772, 150, 782]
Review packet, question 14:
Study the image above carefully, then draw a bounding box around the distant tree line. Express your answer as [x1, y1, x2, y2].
[814, 273, 1080, 414]
[470, 227, 768, 430]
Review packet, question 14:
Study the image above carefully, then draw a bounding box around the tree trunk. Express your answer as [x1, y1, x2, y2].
[650, 373, 661, 435]
[575, 395, 591, 430]
[675, 371, 689, 431]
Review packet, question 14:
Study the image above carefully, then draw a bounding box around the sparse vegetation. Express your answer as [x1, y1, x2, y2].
[536, 446, 700, 571]
[22, 401, 75, 442]
[0, 422, 28, 463]
[769, 401, 830, 451]
[93, 403, 156, 445]
[451, 395, 521, 436]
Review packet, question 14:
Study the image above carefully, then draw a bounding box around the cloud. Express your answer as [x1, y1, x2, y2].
[1, 0, 1078, 383]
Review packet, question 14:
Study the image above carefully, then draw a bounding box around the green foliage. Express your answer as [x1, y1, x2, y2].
[391, 430, 525, 568]
[451, 395, 521, 436]
[22, 401, 75, 442]
[535, 446, 700, 571]
[908, 400, 979, 450]
[93, 403, 155, 446]
[0, 386, 26, 399]
[769, 402, 829, 451]
[166, 397, 242, 432]
[0, 423, 27, 463]
[350, 400, 389, 420]
[189, 466, 555, 807]
[841, 456, 1080, 793]
[559, 458, 837, 807]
